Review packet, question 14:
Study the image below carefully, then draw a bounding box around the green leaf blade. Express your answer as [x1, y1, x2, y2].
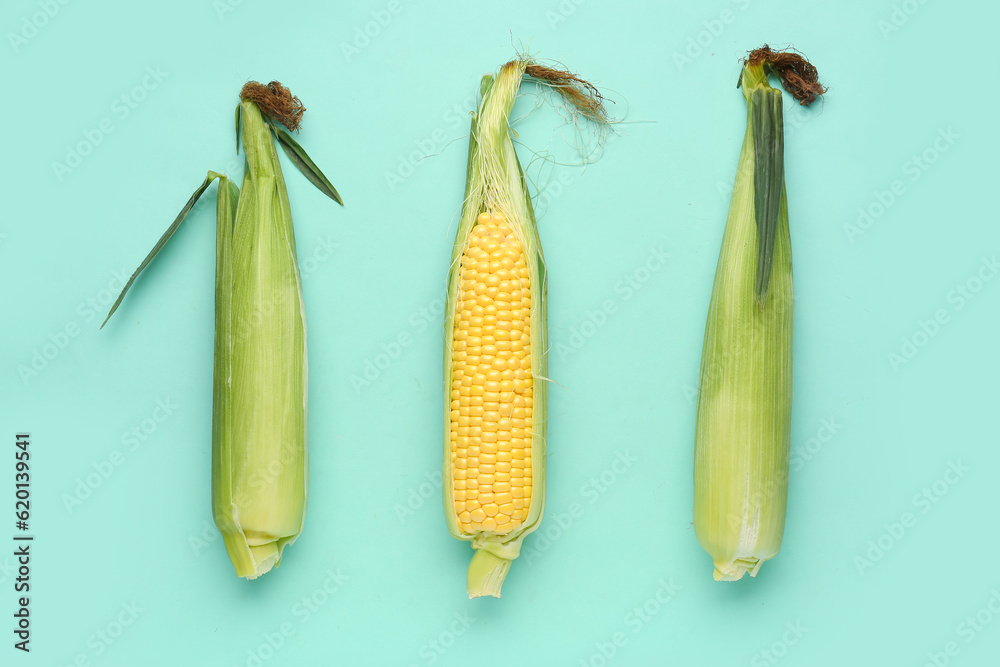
[271, 125, 344, 205]
[101, 173, 218, 329]
[751, 86, 784, 307]
[235, 103, 242, 154]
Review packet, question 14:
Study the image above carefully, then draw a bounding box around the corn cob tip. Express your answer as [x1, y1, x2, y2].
[218, 523, 292, 580]
[245, 544, 282, 580]
[744, 45, 826, 106]
[467, 550, 511, 599]
[239, 80, 305, 131]
[712, 557, 764, 582]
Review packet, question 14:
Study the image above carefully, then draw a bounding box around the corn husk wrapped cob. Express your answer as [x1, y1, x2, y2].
[104, 81, 342, 579]
[693, 47, 825, 581]
[443, 59, 610, 598]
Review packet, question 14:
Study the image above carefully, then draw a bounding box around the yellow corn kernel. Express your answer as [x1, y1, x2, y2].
[450, 212, 534, 536]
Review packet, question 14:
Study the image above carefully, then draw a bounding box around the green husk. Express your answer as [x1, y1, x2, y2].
[214, 96, 309, 579]
[104, 81, 341, 580]
[693, 47, 825, 581]
[443, 59, 610, 598]
[750, 85, 784, 306]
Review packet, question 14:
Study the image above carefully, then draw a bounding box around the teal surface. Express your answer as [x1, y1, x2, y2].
[1, 1, 997, 665]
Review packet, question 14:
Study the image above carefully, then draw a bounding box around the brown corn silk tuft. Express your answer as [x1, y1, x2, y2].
[746, 46, 826, 105]
[239, 81, 305, 131]
[524, 63, 609, 124]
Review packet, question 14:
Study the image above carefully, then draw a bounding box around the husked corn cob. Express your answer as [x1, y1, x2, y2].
[444, 58, 610, 598]
[693, 47, 825, 581]
[450, 211, 536, 536]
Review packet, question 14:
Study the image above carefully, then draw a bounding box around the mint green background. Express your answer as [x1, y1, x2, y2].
[2, 0, 998, 665]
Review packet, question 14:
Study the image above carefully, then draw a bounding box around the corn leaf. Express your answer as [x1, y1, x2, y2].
[270, 123, 343, 205]
[235, 103, 242, 154]
[751, 86, 784, 306]
[102, 173, 220, 328]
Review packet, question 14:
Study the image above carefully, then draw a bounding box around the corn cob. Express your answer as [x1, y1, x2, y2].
[693, 46, 825, 581]
[444, 59, 609, 598]
[103, 81, 341, 579]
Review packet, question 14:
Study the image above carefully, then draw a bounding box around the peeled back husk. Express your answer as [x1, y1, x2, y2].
[443, 63, 549, 598]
